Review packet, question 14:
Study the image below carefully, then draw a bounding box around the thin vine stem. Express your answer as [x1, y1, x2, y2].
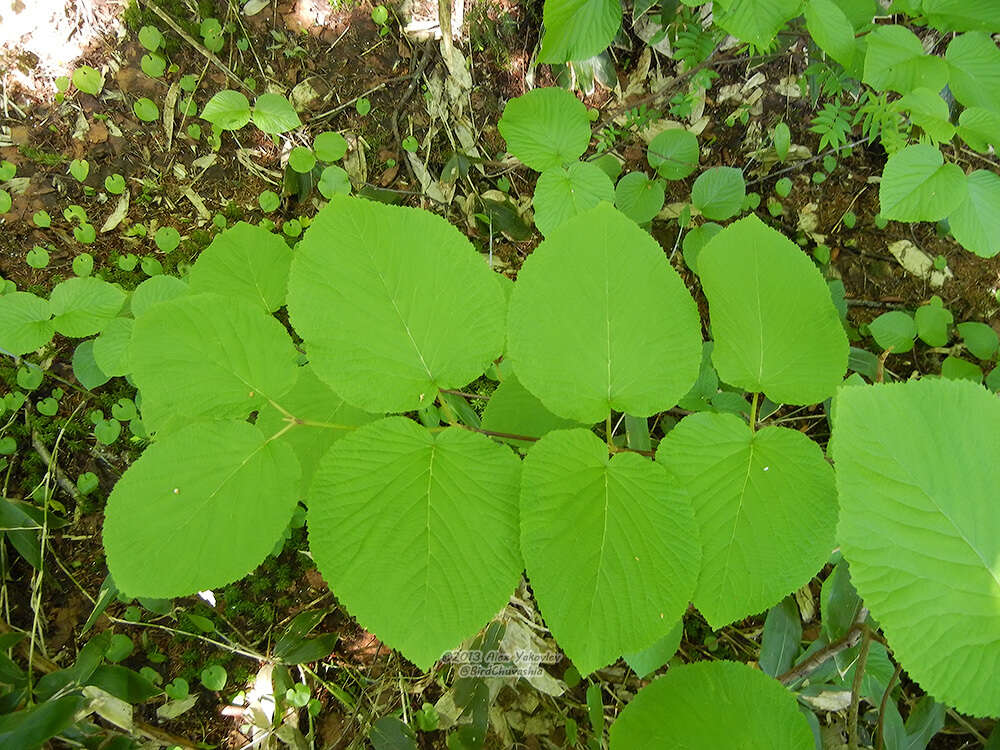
[848, 625, 874, 750]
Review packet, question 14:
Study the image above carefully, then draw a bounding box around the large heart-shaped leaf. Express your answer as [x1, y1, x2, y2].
[507, 203, 702, 423]
[497, 87, 591, 171]
[188, 221, 292, 311]
[831, 378, 1000, 717]
[307, 417, 522, 671]
[0, 292, 54, 356]
[538, 0, 622, 63]
[287, 196, 506, 414]
[130, 293, 299, 433]
[879, 144, 967, 222]
[532, 161, 614, 236]
[863, 25, 950, 94]
[657, 413, 837, 628]
[103, 421, 300, 597]
[698, 215, 848, 405]
[945, 32, 1000, 112]
[520, 428, 700, 674]
[610, 661, 815, 748]
[948, 170, 1000, 258]
[49, 278, 126, 338]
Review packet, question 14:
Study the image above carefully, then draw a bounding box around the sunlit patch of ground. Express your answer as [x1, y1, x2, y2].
[0, 0, 122, 98]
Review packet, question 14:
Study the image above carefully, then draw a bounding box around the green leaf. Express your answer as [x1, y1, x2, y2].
[314, 131, 348, 162]
[72, 65, 103, 95]
[317, 165, 351, 199]
[480, 373, 587, 449]
[129, 293, 299, 432]
[538, 0, 622, 63]
[497, 88, 591, 171]
[201, 90, 251, 130]
[922, 0, 1000, 31]
[805, 0, 859, 73]
[69, 158, 89, 182]
[255, 365, 379, 491]
[0, 694, 86, 748]
[188, 221, 292, 311]
[681, 222, 723, 275]
[758, 597, 802, 677]
[831, 378, 1000, 717]
[831, 0, 877, 28]
[941, 356, 982, 382]
[863, 25, 949, 94]
[691, 166, 745, 221]
[49, 278, 126, 337]
[657, 413, 837, 627]
[914, 296, 953, 346]
[200, 664, 227, 691]
[103, 420, 300, 598]
[646, 128, 699, 180]
[957, 107, 1000, 152]
[957, 321, 998, 360]
[308, 417, 522, 671]
[879, 144, 967, 223]
[138, 25, 164, 51]
[945, 33, 1000, 112]
[713, 0, 804, 50]
[371, 716, 418, 750]
[610, 661, 814, 748]
[623, 619, 683, 678]
[0, 292, 54, 356]
[72, 340, 110, 390]
[698, 215, 849, 404]
[904, 696, 946, 749]
[533, 162, 614, 236]
[521, 429, 699, 674]
[251, 93, 302, 134]
[868, 310, 917, 354]
[614, 172, 665, 224]
[894, 88, 956, 142]
[133, 98, 159, 122]
[948, 170, 1000, 258]
[508, 203, 702, 423]
[286, 196, 506, 413]
[288, 146, 316, 173]
[772, 122, 791, 161]
[154, 226, 180, 252]
[131, 275, 189, 317]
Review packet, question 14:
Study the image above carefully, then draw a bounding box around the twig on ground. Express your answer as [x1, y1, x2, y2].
[31, 432, 82, 508]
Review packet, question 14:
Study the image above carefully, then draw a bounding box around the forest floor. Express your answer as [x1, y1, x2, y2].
[0, 0, 997, 748]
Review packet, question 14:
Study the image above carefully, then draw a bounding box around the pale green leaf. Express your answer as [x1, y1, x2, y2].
[914, 297, 953, 347]
[957, 321, 998, 360]
[130, 293, 299, 432]
[691, 166, 745, 221]
[0, 292, 54, 356]
[72, 340, 110, 390]
[49, 278, 126, 338]
[103, 421, 300, 597]
[507, 203, 702, 423]
[251, 93, 302, 134]
[863, 25, 950, 94]
[188, 221, 292, 311]
[201, 90, 251, 130]
[831, 378, 1000, 717]
[532, 162, 614, 236]
[646, 128, 699, 180]
[480, 373, 587, 448]
[131, 275, 189, 317]
[610, 661, 815, 748]
[92, 318, 134, 377]
[957, 107, 1000, 153]
[698, 215, 849, 404]
[255, 365, 379, 491]
[895, 88, 956, 143]
[308, 417, 522, 671]
[713, 0, 804, 49]
[868, 310, 916, 354]
[922, 0, 1000, 31]
[623, 619, 683, 678]
[831, 0, 877, 28]
[538, 0, 622, 63]
[879, 144, 967, 222]
[497, 88, 591, 171]
[286, 196, 506, 413]
[657, 413, 837, 628]
[614, 172, 665, 224]
[805, 0, 859, 73]
[945, 33, 1000, 112]
[949, 170, 1000, 258]
[520, 428, 700, 674]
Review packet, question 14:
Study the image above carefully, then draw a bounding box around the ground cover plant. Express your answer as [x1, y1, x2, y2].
[0, 0, 998, 748]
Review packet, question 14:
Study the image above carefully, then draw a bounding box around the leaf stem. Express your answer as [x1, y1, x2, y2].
[749, 392, 760, 432]
[848, 624, 873, 750]
[875, 662, 903, 750]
